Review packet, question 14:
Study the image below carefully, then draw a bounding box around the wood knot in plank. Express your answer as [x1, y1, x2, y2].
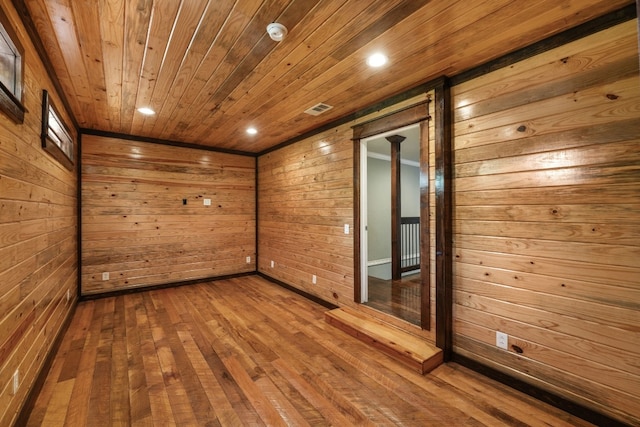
[606, 94, 619, 100]
[511, 345, 524, 354]
[516, 125, 527, 132]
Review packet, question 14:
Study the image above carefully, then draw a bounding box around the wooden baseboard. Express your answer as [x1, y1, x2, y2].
[257, 272, 338, 310]
[14, 302, 78, 427]
[452, 353, 632, 427]
[79, 272, 255, 301]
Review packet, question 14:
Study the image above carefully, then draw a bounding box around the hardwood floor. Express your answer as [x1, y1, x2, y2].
[365, 274, 421, 325]
[26, 276, 593, 426]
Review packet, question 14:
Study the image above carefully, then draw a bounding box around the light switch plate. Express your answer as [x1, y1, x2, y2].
[496, 331, 509, 350]
[204, 198, 211, 206]
[12, 370, 19, 395]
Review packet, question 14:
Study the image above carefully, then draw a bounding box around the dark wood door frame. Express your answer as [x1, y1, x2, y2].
[433, 78, 453, 360]
[637, 0, 640, 72]
[352, 98, 433, 330]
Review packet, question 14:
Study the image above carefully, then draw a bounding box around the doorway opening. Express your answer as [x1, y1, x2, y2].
[359, 123, 426, 326]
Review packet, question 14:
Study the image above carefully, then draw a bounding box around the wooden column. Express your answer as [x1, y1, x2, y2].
[386, 134, 405, 281]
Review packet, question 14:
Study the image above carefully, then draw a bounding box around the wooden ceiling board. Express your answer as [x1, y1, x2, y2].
[129, 0, 183, 134]
[97, 0, 124, 130]
[121, 0, 152, 132]
[188, 1, 414, 149]
[17, 0, 635, 153]
[207, 0, 350, 124]
[138, 0, 237, 138]
[180, 0, 305, 137]
[146, 0, 273, 138]
[182, 0, 402, 142]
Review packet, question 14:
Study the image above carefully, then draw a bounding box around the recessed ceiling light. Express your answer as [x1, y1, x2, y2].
[246, 127, 258, 135]
[366, 53, 388, 68]
[137, 107, 155, 115]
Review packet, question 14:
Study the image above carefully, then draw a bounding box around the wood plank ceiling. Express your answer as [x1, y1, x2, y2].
[17, 0, 632, 153]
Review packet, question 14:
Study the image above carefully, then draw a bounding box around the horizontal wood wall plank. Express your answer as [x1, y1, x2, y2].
[0, 0, 77, 424]
[81, 135, 256, 295]
[451, 20, 640, 424]
[257, 124, 355, 306]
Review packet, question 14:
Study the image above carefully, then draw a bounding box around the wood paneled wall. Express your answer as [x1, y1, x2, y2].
[257, 126, 355, 305]
[0, 1, 77, 425]
[81, 135, 255, 295]
[258, 94, 437, 338]
[451, 20, 640, 425]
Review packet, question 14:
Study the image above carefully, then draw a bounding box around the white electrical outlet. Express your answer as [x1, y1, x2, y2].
[12, 370, 19, 395]
[246, 256, 251, 263]
[203, 198, 211, 206]
[496, 331, 509, 350]
[344, 224, 350, 234]
[270, 260, 274, 268]
[102, 272, 109, 281]
[312, 274, 317, 284]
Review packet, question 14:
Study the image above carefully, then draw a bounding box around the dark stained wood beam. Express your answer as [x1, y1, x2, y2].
[433, 77, 452, 361]
[353, 137, 362, 303]
[419, 114, 431, 330]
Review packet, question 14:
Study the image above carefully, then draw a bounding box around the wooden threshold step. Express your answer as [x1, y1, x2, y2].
[324, 307, 442, 374]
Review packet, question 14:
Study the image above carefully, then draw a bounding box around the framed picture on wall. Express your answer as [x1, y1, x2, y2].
[41, 89, 74, 170]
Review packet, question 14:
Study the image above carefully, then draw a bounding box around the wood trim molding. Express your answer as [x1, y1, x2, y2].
[77, 133, 82, 299]
[79, 273, 255, 301]
[0, 6, 25, 124]
[434, 78, 453, 361]
[0, 81, 25, 123]
[419, 116, 431, 330]
[352, 100, 431, 140]
[80, 128, 256, 157]
[353, 140, 362, 303]
[452, 354, 631, 427]
[258, 272, 339, 310]
[637, 0, 640, 70]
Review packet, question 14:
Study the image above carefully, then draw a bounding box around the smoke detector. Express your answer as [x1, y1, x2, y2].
[267, 23, 288, 41]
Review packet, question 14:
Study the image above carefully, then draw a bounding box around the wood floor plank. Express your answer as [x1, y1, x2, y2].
[27, 276, 596, 426]
[63, 299, 106, 426]
[135, 292, 173, 425]
[123, 293, 152, 426]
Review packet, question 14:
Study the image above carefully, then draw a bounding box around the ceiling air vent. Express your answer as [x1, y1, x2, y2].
[304, 102, 333, 116]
